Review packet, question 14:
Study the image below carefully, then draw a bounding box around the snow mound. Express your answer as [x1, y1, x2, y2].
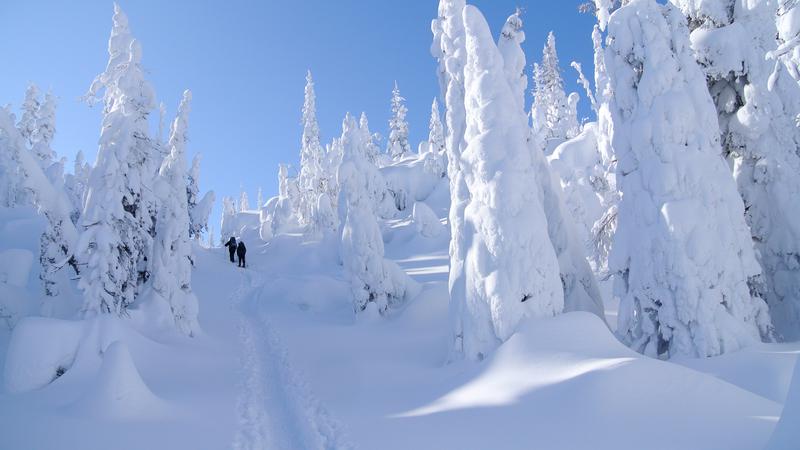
[390, 312, 779, 450]
[767, 357, 800, 449]
[0, 249, 34, 288]
[4, 317, 83, 393]
[69, 340, 168, 420]
[412, 201, 443, 238]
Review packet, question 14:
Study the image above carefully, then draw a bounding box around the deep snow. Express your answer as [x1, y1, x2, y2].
[2, 199, 798, 449]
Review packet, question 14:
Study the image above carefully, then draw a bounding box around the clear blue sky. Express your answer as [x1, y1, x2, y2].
[0, 0, 597, 230]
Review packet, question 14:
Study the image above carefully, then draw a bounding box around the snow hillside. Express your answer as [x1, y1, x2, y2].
[3, 0, 800, 448]
[2, 187, 798, 449]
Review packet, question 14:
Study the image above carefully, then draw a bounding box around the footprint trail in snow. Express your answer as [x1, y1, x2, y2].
[231, 267, 353, 450]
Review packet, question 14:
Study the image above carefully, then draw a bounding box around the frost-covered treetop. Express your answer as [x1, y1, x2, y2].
[85, 2, 134, 107]
[497, 9, 527, 111]
[168, 90, 192, 151]
[302, 70, 321, 154]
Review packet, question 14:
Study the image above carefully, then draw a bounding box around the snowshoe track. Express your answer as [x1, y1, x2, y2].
[231, 269, 353, 450]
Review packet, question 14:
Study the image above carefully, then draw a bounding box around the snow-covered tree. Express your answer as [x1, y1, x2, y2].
[64, 150, 90, 225]
[151, 90, 199, 336]
[18, 84, 41, 147]
[432, 0, 470, 361]
[297, 70, 327, 229]
[31, 91, 56, 170]
[453, 5, 564, 361]
[531, 32, 580, 146]
[0, 106, 79, 300]
[497, 9, 527, 111]
[269, 163, 299, 235]
[78, 4, 158, 316]
[606, 0, 772, 358]
[220, 196, 238, 243]
[239, 190, 249, 212]
[386, 81, 411, 159]
[187, 154, 214, 240]
[338, 113, 415, 314]
[669, 0, 800, 340]
[423, 98, 447, 178]
[256, 187, 263, 209]
[359, 112, 380, 165]
[499, 7, 606, 320]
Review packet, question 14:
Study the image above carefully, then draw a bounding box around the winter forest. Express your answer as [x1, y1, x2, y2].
[1, 0, 800, 448]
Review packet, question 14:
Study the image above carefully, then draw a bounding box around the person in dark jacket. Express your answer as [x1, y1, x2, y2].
[236, 241, 247, 268]
[224, 236, 237, 263]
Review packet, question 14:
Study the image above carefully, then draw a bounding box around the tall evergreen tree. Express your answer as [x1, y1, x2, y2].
[457, 5, 563, 361]
[386, 81, 411, 159]
[531, 32, 579, 144]
[152, 90, 199, 336]
[607, 0, 772, 358]
[297, 70, 325, 228]
[670, 0, 800, 340]
[432, 0, 470, 361]
[423, 98, 446, 178]
[338, 113, 415, 314]
[78, 4, 158, 316]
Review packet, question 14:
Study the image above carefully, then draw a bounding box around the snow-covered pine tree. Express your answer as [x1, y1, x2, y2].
[220, 196, 237, 242]
[0, 106, 79, 301]
[297, 70, 326, 229]
[78, 4, 158, 316]
[151, 90, 199, 336]
[432, 0, 471, 361]
[531, 31, 580, 147]
[338, 113, 415, 314]
[18, 84, 41, 147]
[454, 5, 564, 361]
[607, 0, 772, 358]
[495, 7, 606, 320]
[31, 91, 56, 171]
[423, 98, 446, 178]
[270, 163, 298, 235]
[386, 81, 411, 160]
[667, 0, 800, 341]
[256, 187, 263, 210]
[497, 9, 527, 111]
[239, 190, 249, 212]
[64, 150, 90, 225]
[359, 112, 380, 165]
[186, 154, 215, 241]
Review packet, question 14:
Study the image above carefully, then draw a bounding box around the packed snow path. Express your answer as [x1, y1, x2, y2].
[230, 266, 351, 450]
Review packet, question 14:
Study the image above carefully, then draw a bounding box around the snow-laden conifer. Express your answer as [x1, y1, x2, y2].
[338, 113, 415, 314]
[151, 90, 199, 336]
[456, 5, 564, 360]
[607, 0, 772, 357]
[297, 70, 326, 229]
[187, 154, 214, 240]
[387, 82, 411, 160]
[531, 32, 580, 146]
[239, 190, 249, 212]
[359, 112, 381, 165]
[669, 0, 800, 340]
[497, 9, 527, 111]
[432, 0, 471, 360]
[423, 98, 446, 178]
[78, 4, 158, 316]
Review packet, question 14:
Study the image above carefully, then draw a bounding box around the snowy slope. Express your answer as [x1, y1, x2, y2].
[1, 164, 799, 450]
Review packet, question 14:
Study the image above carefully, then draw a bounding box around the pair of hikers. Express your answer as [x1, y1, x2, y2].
[224, 236, 247, 268]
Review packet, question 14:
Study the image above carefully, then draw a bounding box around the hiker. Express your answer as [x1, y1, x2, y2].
[224, 236, 237, 263]
[237, 241, 247, 268]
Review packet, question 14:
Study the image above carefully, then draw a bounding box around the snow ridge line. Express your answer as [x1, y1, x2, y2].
[232, 268, 354, 450]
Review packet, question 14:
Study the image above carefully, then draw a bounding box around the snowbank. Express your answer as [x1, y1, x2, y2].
[767, 357, 800, 449]
[4, 317, 83, 393]
[68, 340, 168, 420]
